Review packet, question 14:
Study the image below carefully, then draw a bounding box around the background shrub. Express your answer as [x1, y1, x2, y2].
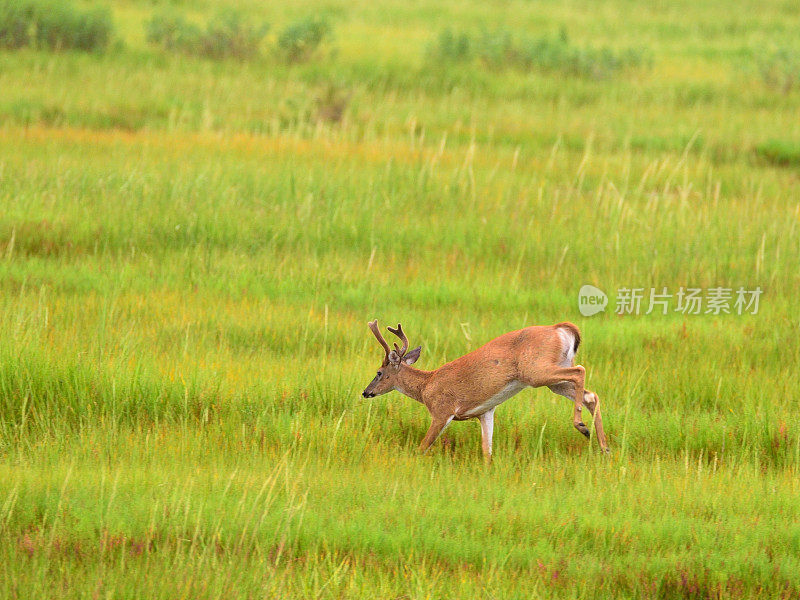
[0, 0, 34, 49]
[757, 47, 800, 92]
[146, 10, 267, 60]
[34, 3, 112, 51]
[0, 0, 112, 52]
[315, 81, 351, 123]
[202, 10, 266, 60]
[429, 27, 649, 79]
[754, 139, 800, 167]
[433, 28, 472, 62]
[277, 17, 330, 63]
[145, 13, 201, 53]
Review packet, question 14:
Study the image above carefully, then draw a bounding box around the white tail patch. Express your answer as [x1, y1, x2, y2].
[557, 327, 576, 366]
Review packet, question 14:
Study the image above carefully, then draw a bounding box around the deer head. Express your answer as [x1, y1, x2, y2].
[361, 320, 422, 398]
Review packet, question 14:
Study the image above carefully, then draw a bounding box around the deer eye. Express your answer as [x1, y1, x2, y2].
[376, 371, 383, 378]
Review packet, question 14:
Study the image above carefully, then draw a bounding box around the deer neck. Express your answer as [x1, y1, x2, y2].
[393, 366, 432, 404]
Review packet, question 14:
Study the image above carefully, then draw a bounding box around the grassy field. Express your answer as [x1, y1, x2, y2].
[1, 0, 799, 597]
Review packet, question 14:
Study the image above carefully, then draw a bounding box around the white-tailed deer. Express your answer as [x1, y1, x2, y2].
[362, 320, 608, 461]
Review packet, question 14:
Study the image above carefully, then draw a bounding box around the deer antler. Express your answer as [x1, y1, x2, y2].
[387, 323, 408, 357]
[368, 320, 391, 365]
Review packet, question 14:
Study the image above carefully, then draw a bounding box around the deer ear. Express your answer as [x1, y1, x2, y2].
[388, 350, 402, 365]
[402, 346, 421, 365]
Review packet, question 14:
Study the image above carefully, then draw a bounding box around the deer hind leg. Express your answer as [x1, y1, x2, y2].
[549, 382, 609, 452]
[536, 366, 589, 439]
[582, 390, 609, 452]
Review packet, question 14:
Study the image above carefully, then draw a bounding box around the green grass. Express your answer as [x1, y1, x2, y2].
[1, 0, 799, 597]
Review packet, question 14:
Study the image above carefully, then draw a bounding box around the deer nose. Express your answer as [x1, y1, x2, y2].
[362, 391, 374, 398]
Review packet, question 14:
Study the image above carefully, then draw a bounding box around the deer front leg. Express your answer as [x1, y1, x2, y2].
[478, 409, 495, 464]
[418, 415, 453, 454]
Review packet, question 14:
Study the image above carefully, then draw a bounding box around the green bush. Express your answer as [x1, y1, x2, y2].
[277, 17, 330, 63]
[434, 28, 471, 62]
[315, 81, 351, 123]
[757, 48, 800, 92]
[429, 27, 650, 79]
[754, 139, 800, 167]
[202, 10, 266, 59]
[0, 0, 112, 52]
[0, 0, 34, 49]
[146, 10, 267, 60]
[35, 3, 112, 51]
[145, 13, 201, 53]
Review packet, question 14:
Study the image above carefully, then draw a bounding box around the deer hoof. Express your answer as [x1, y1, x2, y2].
[575, 422, 590, 439]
